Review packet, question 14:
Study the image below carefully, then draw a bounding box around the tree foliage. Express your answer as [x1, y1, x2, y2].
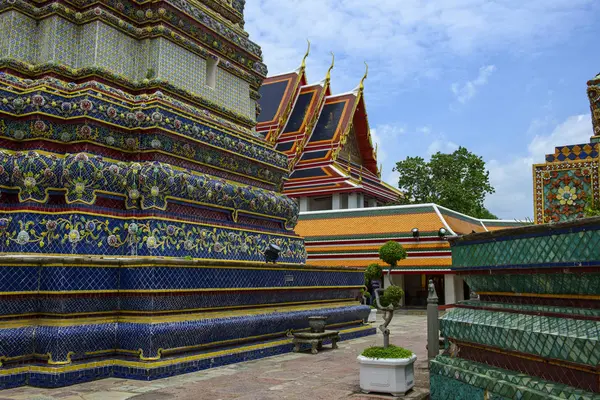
[393, 146, 497, 219]
[364, 263, 383, 283]
[378, 241, 407, 268]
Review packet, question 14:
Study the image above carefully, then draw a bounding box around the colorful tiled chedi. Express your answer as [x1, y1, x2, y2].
[533, 73, 600, 224]
[0, 0, 372, 388]
[430, 218, 600, 400]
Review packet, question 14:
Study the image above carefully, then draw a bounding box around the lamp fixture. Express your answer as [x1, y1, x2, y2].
[438, 228, 448, 239]
[264, 243, 281, 264]
[411, 228, 419, 240]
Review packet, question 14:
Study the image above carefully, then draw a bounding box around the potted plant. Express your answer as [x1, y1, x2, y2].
[358, 241, 416, 396]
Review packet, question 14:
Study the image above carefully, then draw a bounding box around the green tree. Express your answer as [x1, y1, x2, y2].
[378, 241, 407, 268]
[393, 146, 497, 219]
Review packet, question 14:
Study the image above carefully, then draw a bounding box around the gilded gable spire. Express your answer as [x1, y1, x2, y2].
[300, 40, 311, 70]
[325, 52, 335, 82]
[359, 62, 368, 92]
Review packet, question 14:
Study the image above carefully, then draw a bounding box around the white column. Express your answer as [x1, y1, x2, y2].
[454, 275, 464, 302]
[299, 197, 309, 212]
[368, 198, 378, 208]
[348, 193, 358, 209]
[332, 193, 341, 210]
[358, 193, 364, 208]
[444, 274, 464, 305]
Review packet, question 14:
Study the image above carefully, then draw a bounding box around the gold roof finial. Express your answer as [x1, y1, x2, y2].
[359, 62, 368, 91]
[378, 163, 382, 178]
[301, 40, 311, 70]
[325, 52, 335, 81]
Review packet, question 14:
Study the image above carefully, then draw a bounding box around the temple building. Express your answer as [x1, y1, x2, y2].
[255, 50, 527, 306]
[257, 46, 402, 211]
[295, 205, 525, 307]
[0, 1, 372, 388]
[533, 73, 600, 223]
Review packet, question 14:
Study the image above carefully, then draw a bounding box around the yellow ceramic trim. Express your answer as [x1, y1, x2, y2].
[0, 297, 356, 319]
[0, 286, 362, 297]
[0, 301, 360, 328]
[0, 260, 355, 272]
[47, 352, 75, 365]
[0, 325, 372, 371]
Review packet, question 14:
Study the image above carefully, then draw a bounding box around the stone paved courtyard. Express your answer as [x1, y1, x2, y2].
[0, 315, 429, 400]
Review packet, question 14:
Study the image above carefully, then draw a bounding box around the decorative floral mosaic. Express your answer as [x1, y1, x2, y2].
[0, 81, 288, 170]
[0, 212, 305, 261]
[533, 161, 600, 224]
[0, 150, 298, 228]
[0, 119, 285, 189]
[0, 73, 257, 138]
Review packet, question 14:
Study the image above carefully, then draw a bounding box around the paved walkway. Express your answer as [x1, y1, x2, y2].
[1, 315, 429, 400]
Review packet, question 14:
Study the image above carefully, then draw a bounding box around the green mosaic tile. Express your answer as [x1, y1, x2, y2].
[440, 308, 600, 367]
[431, 374, 486, 400]
[463, 273, 600, 296]
[430, 356, 600, 400]
[453, 228, 600, 268]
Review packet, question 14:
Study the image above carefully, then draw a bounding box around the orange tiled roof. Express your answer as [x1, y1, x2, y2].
[307, 258, 453, 268]
[296, 207, 446, 238]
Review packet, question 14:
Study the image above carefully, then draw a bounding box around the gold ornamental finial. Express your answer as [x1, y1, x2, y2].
[301, 40, 311, 69]
[359, 62, 368, 91]
[325, 52, 335, 81]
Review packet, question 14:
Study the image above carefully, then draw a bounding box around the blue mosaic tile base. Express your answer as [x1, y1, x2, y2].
[0, 326, 375, 388]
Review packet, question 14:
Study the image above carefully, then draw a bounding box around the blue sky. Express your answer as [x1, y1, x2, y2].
[245, 0, 600, 220]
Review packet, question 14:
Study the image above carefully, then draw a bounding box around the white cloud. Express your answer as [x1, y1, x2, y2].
[451, 65, 497, 104]
[486, 114, 592, 219]
[245, 1, 596, 90]
[370, 124, 405, 164]
[426, 139, 459, 156]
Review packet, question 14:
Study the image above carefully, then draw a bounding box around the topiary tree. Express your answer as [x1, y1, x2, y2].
[379, 241, 407, 269]
[372, 241, 407, 348]
[364, 263, 383, 283]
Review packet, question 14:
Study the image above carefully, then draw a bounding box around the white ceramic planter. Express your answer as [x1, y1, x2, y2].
[357, 354, 417, 396]
[367, 309, 377, 323]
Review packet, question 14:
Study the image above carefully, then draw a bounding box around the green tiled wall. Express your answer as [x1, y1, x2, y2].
[440, 308, 600, 366]
[464, 273, 600, 295]
[452, 229, 600, 268]
[431, 356, 597, 400]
